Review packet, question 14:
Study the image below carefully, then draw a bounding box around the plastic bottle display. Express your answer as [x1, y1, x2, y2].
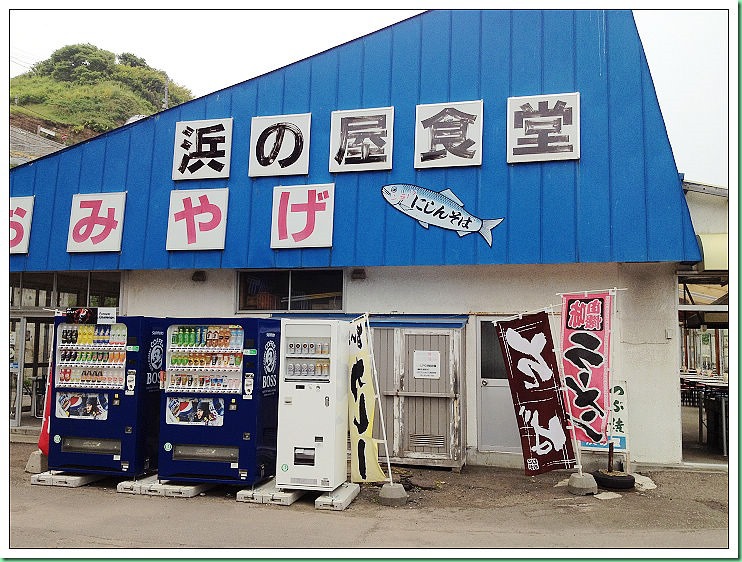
[56, 323, 127, 389]
[165, 325, 244, 392]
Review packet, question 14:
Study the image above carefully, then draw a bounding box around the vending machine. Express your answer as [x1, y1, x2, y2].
[157, 318, 280, 486]
[48, 309, 166, 477]
[276, 319, 350, 492]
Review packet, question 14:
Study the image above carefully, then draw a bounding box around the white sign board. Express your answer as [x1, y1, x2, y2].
[414, 99, 483, 169]
[96, 308, 117, 324]
[270, 184, 335, 248]
[172, 118, 233, 180]
[580, 380, 628, 452]
[67, 192, 127, 253]
[506, 92, 580, 164]
[9, 196, 35, 254]
[166, 188, 229, 251]
[329, 106, 394, 172]
[249, 113, 311, 177]
[413, 350, 441, 380]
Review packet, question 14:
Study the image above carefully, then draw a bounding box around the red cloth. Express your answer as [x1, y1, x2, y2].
[37, 362, 53, 456]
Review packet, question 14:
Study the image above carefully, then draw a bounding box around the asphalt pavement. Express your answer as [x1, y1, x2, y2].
[7, 442, 734, 554]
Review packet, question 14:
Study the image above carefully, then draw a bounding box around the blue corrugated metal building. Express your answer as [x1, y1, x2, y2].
[10, 10, 702, 468]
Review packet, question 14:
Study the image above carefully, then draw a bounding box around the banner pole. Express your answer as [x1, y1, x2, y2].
[365, 314, 394, 485]
[552, 306, 583, 476]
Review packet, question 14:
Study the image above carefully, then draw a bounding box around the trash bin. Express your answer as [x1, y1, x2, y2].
[704, 394, 727, 454]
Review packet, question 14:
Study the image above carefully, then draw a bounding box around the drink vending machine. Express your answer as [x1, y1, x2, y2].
[276, 319, 350, 492]
[49, 309, 167, 477]
[158, 318, 280, 485]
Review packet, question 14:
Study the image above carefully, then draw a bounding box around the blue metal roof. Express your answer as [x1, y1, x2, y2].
[10, 9, 701, 272]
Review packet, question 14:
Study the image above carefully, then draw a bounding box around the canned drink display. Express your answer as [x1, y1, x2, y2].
[309, 342, 316, 354]
[288, 342, 295, 354]
[302, 342, 309, 354]
[287, 363, 294, 375]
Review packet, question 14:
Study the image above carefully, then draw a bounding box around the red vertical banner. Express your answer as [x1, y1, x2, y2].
[560, 291, 613, 444]
[496, 312, 576, 476]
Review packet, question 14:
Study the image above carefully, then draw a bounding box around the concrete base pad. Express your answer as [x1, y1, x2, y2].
[25, 449, 48, 474]
[315, 482, 360, 511]
[31, 470, 105, 488]
[379, 482, 408, 506]
[236, 479, 306, 506]
[567, 472, 598, 496]
[118, 474, 214, 497]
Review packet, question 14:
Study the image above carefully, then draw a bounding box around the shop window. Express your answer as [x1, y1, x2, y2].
[89, 272, 121, 307]
[238, 270, 343, 312]
[480, 321, 508, 379]
[20, 273, 54, 308]
[57, 272, 89, 308]
[10, 273, 21, 308]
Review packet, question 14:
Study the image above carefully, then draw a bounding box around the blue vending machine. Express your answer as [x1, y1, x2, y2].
[158, 318, 280, 486]
[48, 309, 167, 477]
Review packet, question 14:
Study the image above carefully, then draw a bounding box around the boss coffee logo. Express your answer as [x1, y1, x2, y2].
[146, 337, 164, 387]
[262, 339, 278, 392]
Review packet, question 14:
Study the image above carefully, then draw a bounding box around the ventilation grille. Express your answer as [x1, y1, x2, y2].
[291, 477, 317, 485]
[410, 434, 445, 448]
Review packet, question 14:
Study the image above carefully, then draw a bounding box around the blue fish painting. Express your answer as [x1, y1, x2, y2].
[381, 183, 504, 246]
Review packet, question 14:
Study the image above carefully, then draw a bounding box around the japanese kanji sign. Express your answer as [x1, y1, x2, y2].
[560, 291, 613, 444]
[506, 92, 580, 163]
[67, 192, 126, 253]
[172, 118, 233, 180]
[329, 107, 394, 172]
[249, 113, 311, 177]
[348, 314, 386, 483]
[10, 196, 35, 254]
[580, 380, 628, 452]
[166, 188, 229, 251]
[270, 184, 335, 248]
[414, 100, 483, 168]
[496, 312, 576, 476]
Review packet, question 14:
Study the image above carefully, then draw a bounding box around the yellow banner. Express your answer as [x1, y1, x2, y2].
[348, 316, 386, 482]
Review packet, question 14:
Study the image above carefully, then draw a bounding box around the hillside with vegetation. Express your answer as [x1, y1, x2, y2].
[10, 44, 193, 147]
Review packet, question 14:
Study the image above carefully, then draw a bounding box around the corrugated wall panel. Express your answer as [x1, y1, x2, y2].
[10, 9, 702, 272]
[607, 11, 649, 262]
[541, 11, 578, 264]
[384, 17, 421, 266]
[574, 10, 612, 262]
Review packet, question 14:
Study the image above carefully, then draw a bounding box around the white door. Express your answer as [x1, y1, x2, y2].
[477, 317, 520, 452]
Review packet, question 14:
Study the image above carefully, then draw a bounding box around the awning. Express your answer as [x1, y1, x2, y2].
[696, 233, 728, 272]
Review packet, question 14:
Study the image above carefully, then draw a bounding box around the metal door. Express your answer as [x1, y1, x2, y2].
[477, 317, 520, 452]
[374, 327, 463, 468]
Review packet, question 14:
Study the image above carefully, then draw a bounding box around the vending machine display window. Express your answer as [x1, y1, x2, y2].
[55, 323, 128, 391]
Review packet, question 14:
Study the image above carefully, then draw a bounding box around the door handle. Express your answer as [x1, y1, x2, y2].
[481, 380, 488, 386]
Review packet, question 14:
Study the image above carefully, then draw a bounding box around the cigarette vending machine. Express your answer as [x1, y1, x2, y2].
[276, 319, 350, 492]
[48, 310, 166, 477]
[158, 318, 280, 485]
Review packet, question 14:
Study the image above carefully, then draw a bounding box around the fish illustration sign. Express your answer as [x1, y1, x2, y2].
[381, 184, 503, 246]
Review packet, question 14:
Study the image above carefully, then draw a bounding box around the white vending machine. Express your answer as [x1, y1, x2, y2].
[276, 319, 349, 491]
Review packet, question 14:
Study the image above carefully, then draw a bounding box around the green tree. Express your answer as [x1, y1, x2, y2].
[33, 44, 116, 84]
[118, 52, 148, 67]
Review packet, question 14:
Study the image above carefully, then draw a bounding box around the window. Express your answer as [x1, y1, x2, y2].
[238, 270, 343, 312]
[10, 272, 121, 311]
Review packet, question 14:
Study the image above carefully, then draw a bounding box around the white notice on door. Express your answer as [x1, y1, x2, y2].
[413, 350, 440, 379]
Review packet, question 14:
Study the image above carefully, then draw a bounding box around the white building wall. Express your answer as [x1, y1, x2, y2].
[122, 261, 682, 466]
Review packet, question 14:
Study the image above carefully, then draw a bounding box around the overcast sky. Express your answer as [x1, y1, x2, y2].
[6, 7, 735, 189]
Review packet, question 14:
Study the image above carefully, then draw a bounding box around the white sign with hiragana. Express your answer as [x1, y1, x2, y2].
[166, 188, 229, 251]
[249, 113, 311, 177]
[270, 184, 335, 249]
[9, 196, 35, 254]
[67, 192, 127, 253]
